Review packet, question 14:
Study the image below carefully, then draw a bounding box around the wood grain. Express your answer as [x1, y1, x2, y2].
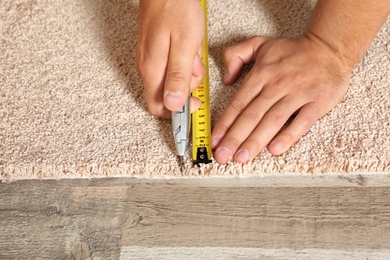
[1, 177, 390, 259]
[0, 180, 128, 259]
[123, 184, 390, 249]
[120, 247, 390, 260]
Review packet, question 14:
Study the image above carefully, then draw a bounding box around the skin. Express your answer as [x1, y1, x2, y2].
[136, 0, 390, 164]
[136, 0, 205, 118]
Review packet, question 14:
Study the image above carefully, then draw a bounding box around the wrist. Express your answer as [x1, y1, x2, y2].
[305, 0, 390, 71]
[304, 29, 357, 70]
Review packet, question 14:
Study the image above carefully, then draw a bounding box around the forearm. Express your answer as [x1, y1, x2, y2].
[306, 0, 390, 68]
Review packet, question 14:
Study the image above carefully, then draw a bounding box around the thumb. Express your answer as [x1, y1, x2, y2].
[223, 36, 269, 85]
[164, 39, 198, 112]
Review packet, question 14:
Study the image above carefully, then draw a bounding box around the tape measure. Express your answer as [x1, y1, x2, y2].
[191, 0, 212, 164]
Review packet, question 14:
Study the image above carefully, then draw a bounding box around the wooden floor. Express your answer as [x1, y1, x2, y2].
[1, 174, 390, 259]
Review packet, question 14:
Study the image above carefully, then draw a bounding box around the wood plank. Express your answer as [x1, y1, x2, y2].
[123, 184, 390, 249]
[0, 180, 128, 259]
[1, 177, 390, 259]
[120, 247, 390, 260]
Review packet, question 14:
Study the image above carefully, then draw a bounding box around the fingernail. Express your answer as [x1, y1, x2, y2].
[271, 141, 283, 154]
[235, 149, 250, 163]
[216, 147, 231, 162]
[165, 91, 184, 107]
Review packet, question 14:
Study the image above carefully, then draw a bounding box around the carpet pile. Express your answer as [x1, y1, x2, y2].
[1, 0, 389, 179]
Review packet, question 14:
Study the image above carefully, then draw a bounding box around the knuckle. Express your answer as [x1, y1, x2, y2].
[267, 109, 286, 126]
[165, 71, 187, 83]
[272, 77, 289, 92]
[230, 99, 246, 113]
[251, 65, 270, 85]
[172, 36, 201, 52]
[261, 77, 288, 100]
[242, 108, 260, 122]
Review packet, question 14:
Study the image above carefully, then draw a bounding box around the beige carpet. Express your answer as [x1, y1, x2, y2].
[1, 0, 389, 179]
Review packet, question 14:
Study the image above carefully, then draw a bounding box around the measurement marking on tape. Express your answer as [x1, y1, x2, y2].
[192, 0, 212, 165]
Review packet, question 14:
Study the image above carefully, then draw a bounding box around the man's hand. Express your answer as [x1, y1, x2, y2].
[136, 0, 205, 118]
[212, 36, 352, 164]
[211, 0, 390, 165]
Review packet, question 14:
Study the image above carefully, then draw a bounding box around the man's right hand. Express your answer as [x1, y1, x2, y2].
[136, 0, 206, 118]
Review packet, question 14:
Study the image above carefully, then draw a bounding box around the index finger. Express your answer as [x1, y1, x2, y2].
[136, 32, 171, 118]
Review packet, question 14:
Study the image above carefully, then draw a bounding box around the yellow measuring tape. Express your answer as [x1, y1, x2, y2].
[191, 0, 212, 164]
